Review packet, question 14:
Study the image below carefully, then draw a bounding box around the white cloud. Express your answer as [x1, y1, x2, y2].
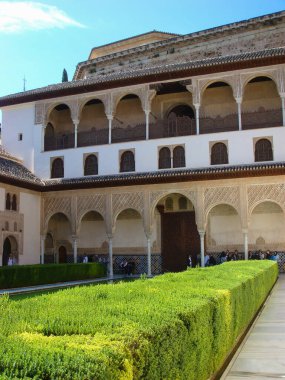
[0, 1, 85, 33]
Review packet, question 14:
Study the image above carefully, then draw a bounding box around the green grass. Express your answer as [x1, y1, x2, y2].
[0, 261, 278, 380]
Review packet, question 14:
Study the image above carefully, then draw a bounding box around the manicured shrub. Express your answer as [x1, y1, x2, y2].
[0, 261, 278, 379]
[0, 263, 106, 289]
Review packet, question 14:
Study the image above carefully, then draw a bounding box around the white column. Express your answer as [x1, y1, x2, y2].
[243, 230, 248, 260]
[199, 231, 205, 267]
[236, 98, 242, 131]
[145, 111, 150, 140]
[108, 236, 113, 277]
[147, 237, 151, 276]
[281, 95, 285, 126]
[73, 121, 79, 148]
[40, 235, 45, 264]
[72, 237, 78, 263]
[194, 104, 200, 135]
[107, 115, 113, 144]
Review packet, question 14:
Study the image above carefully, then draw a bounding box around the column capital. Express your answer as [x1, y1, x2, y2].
[235, 97, 242, 104]
[193, 103, 200, 110]
[279, 92, 285, 99]
[242, 228, 248, 234]
[72, 119, 80, 126]
[71, 235, 78, 242]
[106, 114, 113, 121]
[198, 230, 205, 237]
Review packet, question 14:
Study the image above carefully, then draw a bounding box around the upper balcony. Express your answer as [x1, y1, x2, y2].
[43, 76, 284, 152]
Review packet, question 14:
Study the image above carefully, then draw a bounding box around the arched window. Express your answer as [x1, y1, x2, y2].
[179, 196, 187, 210]
[211, 143, 228, 165]
[255, 139, 273, 162]
[5, 193, 11, 210]
[11, 194, 17, 211]
[165, 197, 173, 211]
[173, 146, 185, 168]
[44, 123, 55, 151]
[51, 158, 64, 178]
[159, 147, 171, 169]
[120, 151, 135, 172]
[84, 154, 98, 176]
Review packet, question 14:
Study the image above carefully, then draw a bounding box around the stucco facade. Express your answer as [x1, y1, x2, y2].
[1, 11, 285, 274]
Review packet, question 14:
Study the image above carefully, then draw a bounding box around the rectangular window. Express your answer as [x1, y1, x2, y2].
[18, 133, 23, 141]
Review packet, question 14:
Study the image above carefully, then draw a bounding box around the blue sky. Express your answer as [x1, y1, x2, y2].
[0, 0, 284, 98]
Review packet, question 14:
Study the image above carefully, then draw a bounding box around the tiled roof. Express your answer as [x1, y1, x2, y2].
[42, 162, 285, 190]
[0, 47, 284, 107]
[0, 155, 44, 189]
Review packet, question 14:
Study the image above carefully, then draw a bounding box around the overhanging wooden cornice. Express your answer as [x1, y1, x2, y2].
[0, 49, 284, 107]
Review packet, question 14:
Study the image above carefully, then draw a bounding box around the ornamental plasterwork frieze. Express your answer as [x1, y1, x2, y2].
[43, 196, 72, 231]
[111, 85, 153, 114]
[76, 194, 106, 226]
[272, 67, 285, 95]
[247, 184, 285, 215]
[204, 186, 240, 217]
[240, 68, 279, 96]
[34, 103, 45, 124]
[112, 192, 144, 222]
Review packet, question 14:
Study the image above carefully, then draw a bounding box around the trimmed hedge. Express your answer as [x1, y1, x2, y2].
[0, 263, 106, 289]
[0, 261, 278, 379]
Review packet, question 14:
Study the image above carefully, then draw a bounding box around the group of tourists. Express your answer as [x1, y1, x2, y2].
[188, 249, 281, 268]
[248, 250, 280, 261]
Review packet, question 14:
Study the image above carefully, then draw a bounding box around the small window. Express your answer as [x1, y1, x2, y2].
[211, 143, 228, 165]
[120, 151, 135, 172]
[5, 193, 11, 210]
[18, 133, 23, 141]
[5, 221, 9, 231]
[14, 222, 17, 232]
[165, 197, 173, 211]
[12, 194, 17, 211]
[159, 147, 171, 169]
[173, 146, 185, 168]
[84, 154, 98, 176]
[51, 158, 64, 178]
[255, 139, 273, 162]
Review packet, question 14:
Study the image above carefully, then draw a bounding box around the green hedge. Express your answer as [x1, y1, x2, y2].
[0, 263, 106, 289]
[0, 261, 278, 379]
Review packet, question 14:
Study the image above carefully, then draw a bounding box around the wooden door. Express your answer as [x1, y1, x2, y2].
[161, 211, 200, 272]
[58, 246, 67, 263]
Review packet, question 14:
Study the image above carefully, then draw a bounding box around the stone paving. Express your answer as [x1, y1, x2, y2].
[221, 274, 285, 379]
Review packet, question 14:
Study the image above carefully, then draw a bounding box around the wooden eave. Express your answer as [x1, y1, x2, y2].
[1, 53, 285, 107]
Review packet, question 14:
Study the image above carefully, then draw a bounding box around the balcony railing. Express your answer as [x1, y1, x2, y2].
[77, 128, 108, 147]
[199, 113, 238, 134]
[149, 116, 196, 139]
[241, 108, 282, 130]
[111, 123, 146, 143]
[44, 133, 75, 151]
[43, 109, 284, 151]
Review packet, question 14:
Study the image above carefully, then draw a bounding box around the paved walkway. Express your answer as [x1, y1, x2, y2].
[0, 274, 140, 296]
[221, 274, 285, 379]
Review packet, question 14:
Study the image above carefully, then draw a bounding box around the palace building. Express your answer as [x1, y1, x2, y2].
[0, 11, 285, 274]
